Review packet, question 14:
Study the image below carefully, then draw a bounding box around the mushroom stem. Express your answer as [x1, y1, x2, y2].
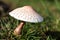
[14, 21, 25, 35]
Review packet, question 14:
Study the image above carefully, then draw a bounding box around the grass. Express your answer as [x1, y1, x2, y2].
[0, 0, 60, 40]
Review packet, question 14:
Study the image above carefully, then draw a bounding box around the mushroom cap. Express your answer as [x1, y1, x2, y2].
[9, 6, 43, 23]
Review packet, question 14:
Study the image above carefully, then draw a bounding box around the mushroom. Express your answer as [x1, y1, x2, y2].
[9, 6, 43, 35]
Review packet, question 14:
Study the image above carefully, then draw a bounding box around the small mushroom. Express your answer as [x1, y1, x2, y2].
[9, 6, 43, 35]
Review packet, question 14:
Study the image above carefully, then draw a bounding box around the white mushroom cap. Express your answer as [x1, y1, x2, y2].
[9, 6, 43, 23]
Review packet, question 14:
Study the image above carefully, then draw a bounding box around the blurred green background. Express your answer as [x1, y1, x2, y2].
[0, 0, 60, 40]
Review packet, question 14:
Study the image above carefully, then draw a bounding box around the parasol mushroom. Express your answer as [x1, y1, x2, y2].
[9, 6, 43, 35]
